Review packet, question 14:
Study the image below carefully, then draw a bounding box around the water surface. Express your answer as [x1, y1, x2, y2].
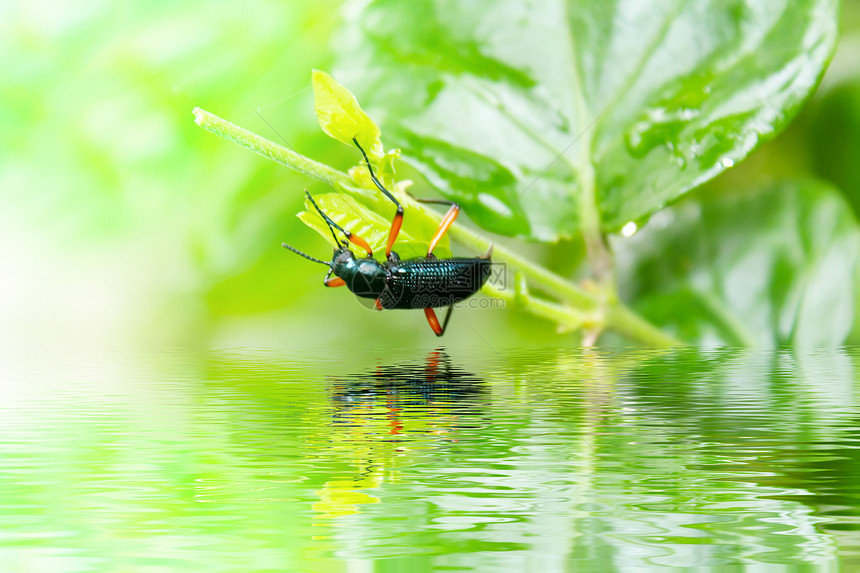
[2, 347, 859, 571]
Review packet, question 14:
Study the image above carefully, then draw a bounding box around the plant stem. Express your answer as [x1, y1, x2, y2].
[443, 224, 598, 310]
[193, 107, 681, 347]
[482, 283, 586, 330]
[575, 161, 614, 283]
[193, 108, 352, 189]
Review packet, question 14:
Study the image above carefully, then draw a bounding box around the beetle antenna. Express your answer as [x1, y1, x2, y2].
[305, 191, 351, 246]
[281, 243, 331, 266]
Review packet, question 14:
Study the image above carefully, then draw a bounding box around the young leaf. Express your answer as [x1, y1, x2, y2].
[335, 0, 838, 240]
[312, 69, 384, 163]
[613, 180, 860, 349]
[297, 192, 451, 260]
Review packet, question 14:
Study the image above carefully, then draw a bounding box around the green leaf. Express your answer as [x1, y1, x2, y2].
[613, 180, 860, 348]
[312, 69, 384, 162]
[335, 0, 838, 240]
[297, 192, 451, 260]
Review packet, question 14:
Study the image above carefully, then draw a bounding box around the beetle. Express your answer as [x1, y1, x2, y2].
[282, 138, 492, 336]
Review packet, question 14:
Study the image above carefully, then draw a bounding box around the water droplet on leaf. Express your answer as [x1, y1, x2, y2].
[621, 222, 638, 237]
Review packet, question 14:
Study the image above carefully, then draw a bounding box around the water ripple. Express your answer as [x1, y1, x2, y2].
[1, 347, 858, 569]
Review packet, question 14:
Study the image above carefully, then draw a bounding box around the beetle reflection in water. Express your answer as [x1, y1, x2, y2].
[312, 350, 487, 520]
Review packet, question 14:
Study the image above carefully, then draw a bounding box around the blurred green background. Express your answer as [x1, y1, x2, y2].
[3, 0, 860, 352]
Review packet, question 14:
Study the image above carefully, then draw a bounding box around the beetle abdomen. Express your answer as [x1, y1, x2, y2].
[379, 257, 492, 309]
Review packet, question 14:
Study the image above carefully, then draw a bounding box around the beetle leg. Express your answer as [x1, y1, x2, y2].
[343, 231, 373, 257]
[323, 267, 346, 287]
[353, 137, 403, 260]
[428, 203, 459, 257]
[424, 305, 454, 337]
[375, 299, 384, 311]
[410, 197, 460, 257]
[385, 209, 403, 260]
